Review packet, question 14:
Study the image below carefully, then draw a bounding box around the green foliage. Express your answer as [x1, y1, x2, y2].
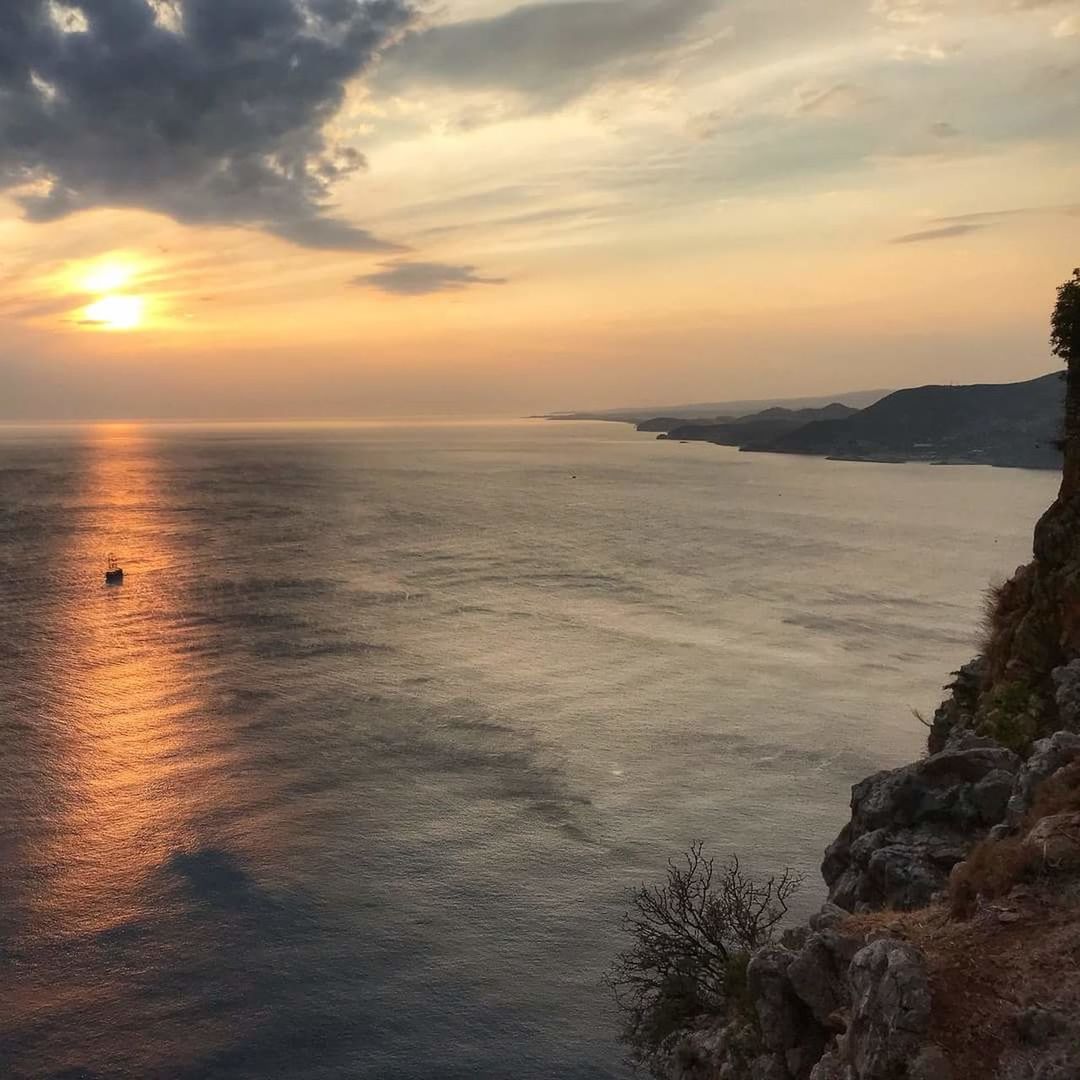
[1051, 268, 1080, 364]
[722, 949, 755, 1021]
[979, 679, 1042, 754]
[606, 842, 802, 1074]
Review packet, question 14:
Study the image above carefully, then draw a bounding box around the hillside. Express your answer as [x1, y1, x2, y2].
[543, 388, 889, 424]
[758, 373, 1064, 469]
[657, 403, 857, 445]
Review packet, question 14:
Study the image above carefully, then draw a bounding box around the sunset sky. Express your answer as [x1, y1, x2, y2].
[2, 0, 1079, 419]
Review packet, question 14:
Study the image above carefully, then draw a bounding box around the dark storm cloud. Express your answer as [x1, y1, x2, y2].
[0, 0, 413, 248]
[378, 0, 713, 107]
[352, 260, 507, 295]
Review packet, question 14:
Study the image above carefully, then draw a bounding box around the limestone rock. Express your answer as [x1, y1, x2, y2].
[846, 939, 934, 1080]
[929, 657, 986, 753]
[748, 947, 802, 1055]
[807, 1045, 846, 1080]
[1004, 731, 1080, 828]
[666, 1015, 758, 1080]
[788, 930, 861, 1027]
[823, 740, 1021, 911]
[747, 946, 826, 1078]
[1052, 660, 1080, 730]
[808, 903, 849, 932]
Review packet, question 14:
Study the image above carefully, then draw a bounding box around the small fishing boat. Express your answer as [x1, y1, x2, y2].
[105, 554, 124, 585]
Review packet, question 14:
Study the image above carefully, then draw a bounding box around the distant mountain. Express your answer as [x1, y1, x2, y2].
[754, 373, 1064, 469]
[636, 415, 730, 433]
[656, 403, 859, 445]
[544, 388, 890, 424]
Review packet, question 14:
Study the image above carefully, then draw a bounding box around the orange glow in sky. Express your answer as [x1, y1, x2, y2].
[0, 0, 1078, 418]
[79, 259, 137, 295]
[83, 294, 145, 331]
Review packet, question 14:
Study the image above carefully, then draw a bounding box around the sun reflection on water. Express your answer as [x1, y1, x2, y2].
[29, 426, 205, 936]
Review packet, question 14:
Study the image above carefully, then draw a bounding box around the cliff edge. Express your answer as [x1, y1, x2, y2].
[627, 273, 1080, 1080]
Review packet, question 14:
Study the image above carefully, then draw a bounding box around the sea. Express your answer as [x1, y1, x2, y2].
[0, 419, 1058, 1080]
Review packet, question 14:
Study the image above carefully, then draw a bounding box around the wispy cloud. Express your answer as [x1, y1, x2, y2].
[890, 203, 1080, 243]
[793, 82, 876, 118]
[377, 0, 713, 109]
[352, 261, 507, 295]
[891, 222, 985, 244]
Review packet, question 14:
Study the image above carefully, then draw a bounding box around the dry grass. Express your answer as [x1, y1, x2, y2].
[979, 572, 1032, 682]
[1030, 760, 1080, 820]
[948, 837, 1039, 918]
[838, 884, 1080, 1078]
[946, 762, 1080, 916]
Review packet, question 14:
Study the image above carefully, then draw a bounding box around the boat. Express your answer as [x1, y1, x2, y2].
[105, 554, 124, 585]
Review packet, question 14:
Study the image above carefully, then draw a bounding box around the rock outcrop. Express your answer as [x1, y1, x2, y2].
[809, 939, 950, 1080]
[1002, 730, 1080, 829]
[822, 732, 1020, 911]
[650, 723, 1080, 1080]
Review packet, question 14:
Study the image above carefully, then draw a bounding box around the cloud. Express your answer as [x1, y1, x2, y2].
[351, 260, 507, 295]
[891, 222, 985, 243]
[0, 0, 413, 249]
[377, 0, 713, 108]
[889, 203, 1079, 243]
[871, 0, 944, 25]
[793, 82, 875, 118]
[1054, 13, 1080, 36]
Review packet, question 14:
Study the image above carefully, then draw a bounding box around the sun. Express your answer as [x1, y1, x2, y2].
[80, 260, 135, 294]
[84, 294, 145, 330]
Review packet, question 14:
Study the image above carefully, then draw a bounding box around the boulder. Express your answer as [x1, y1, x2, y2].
[1024, 812, 1080, 868]
[846, 939, 936, 1080]
[789, 931, 862, 1027]
[748, 947, 802, 1055]
[667, 1015, 758, 1080]
[823, 737, 1021, 911]
[748, 946, 826, 1078]
[804, 940, 948, 1080]
[1052, 661, 1080, 731]
[928, 657, 986, 753]
[1004, 731, 1080, 828]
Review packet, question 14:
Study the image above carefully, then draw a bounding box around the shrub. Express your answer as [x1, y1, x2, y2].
[949, 760, 1080, 918]
[979, 679, 1042, 754]
[607, 842, 802, 1073]
[978, 575, 1030, 679]
[948, 835, 1040, 917]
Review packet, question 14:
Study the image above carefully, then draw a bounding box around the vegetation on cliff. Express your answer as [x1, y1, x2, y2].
[933, 269, 1080, 754]
[607, 844, 801, 1075]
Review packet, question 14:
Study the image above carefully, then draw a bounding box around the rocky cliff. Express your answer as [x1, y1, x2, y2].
[642, 434, 1080, 1079]
[651, 725, 1080, 1080]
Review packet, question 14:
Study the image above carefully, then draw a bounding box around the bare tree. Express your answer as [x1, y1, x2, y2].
[607, 842, 802, 1069]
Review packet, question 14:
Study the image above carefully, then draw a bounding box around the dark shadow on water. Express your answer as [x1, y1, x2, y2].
[161, 848, 276, 914]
